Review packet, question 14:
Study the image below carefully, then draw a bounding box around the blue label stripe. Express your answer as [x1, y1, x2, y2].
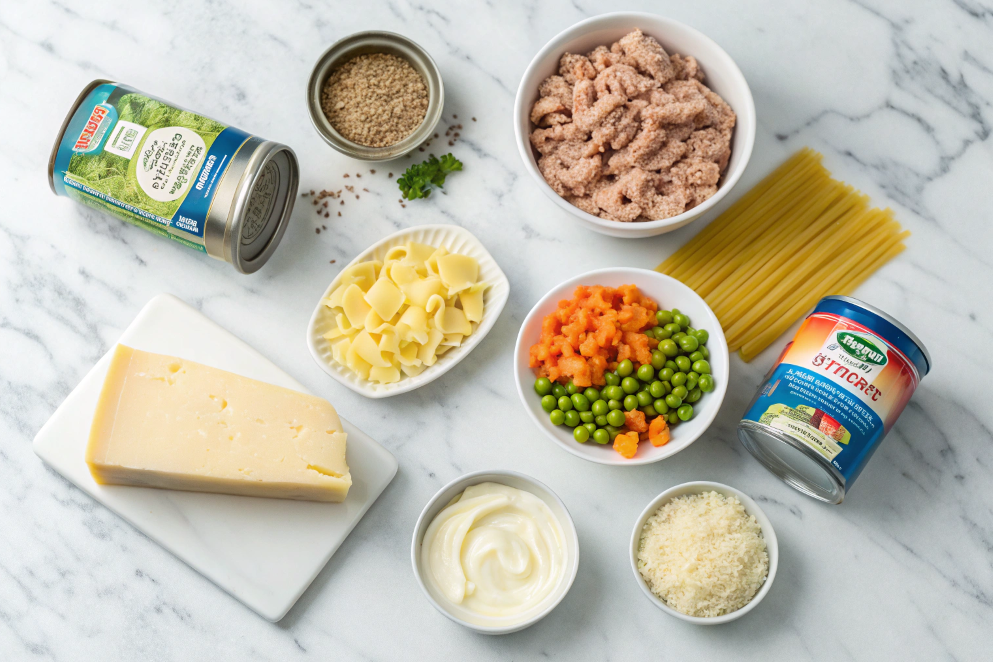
[172, 126, 251, 238]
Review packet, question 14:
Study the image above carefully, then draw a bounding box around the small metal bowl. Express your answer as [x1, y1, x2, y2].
[307, 31, 444, 161]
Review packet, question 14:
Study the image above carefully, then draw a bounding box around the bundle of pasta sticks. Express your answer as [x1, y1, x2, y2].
[657, 148, 909, 362]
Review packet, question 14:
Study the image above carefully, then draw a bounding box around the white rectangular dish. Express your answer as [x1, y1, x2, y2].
[32, 294, 398, 621]
[307, 224, 510, 398]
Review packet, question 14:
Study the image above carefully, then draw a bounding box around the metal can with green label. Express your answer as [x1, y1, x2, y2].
[49, 80, 299, 274]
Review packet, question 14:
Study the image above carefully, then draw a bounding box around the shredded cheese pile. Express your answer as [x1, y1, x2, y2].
[637, 491, 768, 617]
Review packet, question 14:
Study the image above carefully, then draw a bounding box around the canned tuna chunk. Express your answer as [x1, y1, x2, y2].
[738, 296, 930, 504]
[49, 80, 299, 273]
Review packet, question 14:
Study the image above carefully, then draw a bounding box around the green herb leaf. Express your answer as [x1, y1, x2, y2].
[398, 153, 463, 200]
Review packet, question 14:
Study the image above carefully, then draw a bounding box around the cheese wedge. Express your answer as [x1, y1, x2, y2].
[85, 345, 351, 502]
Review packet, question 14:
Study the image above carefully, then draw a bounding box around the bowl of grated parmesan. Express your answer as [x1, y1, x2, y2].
[630, 481, 778, 623]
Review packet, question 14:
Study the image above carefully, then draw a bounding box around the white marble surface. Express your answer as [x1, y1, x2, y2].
[1, 0, 990, 659]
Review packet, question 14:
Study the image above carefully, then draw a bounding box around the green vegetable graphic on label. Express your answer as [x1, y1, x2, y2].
[836, 331, 887, 366]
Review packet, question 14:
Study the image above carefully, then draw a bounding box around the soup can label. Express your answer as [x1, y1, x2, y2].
[741, 305, 922, 487]
[51, 82, 252, 254]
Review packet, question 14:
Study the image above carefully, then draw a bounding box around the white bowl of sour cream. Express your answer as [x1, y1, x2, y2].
[411, 470, 580, 634]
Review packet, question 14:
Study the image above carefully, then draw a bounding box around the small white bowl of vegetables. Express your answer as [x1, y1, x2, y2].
[514, 268, 729, 465]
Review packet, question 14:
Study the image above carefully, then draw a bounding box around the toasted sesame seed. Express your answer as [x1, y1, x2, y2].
[370, 169, 376, 174]
[344, 173, 349, 177]
[330, 259, 336, 264]
[316, 228, 320, 234]
[472, 117, 476, 121]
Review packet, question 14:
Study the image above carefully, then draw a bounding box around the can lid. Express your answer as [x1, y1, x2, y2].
[818, 296, 931, 378]
[211, 141, 299, 274]
[738, 421, 845, 504]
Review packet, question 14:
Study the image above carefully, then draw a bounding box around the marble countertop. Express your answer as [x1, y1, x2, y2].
[2, 0, 991, 659]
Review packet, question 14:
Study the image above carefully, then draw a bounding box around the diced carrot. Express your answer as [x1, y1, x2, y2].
[624, 410, 649, 433]
[648, 415, 670, 447]
[613, 431, 639, 459]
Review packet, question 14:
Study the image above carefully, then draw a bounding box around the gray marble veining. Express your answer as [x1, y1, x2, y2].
[1, 0, 991, 660]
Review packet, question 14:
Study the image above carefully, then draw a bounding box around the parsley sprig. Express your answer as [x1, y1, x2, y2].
[397, 153, 463, 200]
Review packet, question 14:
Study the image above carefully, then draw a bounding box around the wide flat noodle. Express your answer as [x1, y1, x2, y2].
[323, 239, 487, 384]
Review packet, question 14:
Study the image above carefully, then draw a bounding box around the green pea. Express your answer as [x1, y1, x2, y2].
[670, 371, 687, 387]
[663, 322, 681, 335]
[584, 422, 597, 435]
[650, 350, 666, 369]
[685, 327, 696, 336]
[540, 394, 557, 412]
[658, 368, 675, 382]
[656, 310, 674, 325]
[686, 388, 703, 403]
[686, 372, 699, 391]
[571, 393, 590, 412]
[668, 411, 680, 425]
[595, 414, 609, 427]
[700, 346, 710, 359]
[698, 374, 715, 392]
[671, 385, 688, 400]
[534, 377, 553, 396]
[579, 411, 595, 424]
[564, 410, 581, 427]
[593, 429, 610, 445]
[665, 393, 683, 408]
[623, 395, 639, 411]
[637, 390, 654, 407]
[584, 387, 601, 403]
[552, 383, 567, 399]
[565, 380, 579, 395]
[689, 350, 704, 363]
[591, 399, 609, 416]
[603, 385, 623, 401]
[636, 364, 655, 382]
[608, 399, 623, 411]
[678, 335, 699, 352]
[557, 396, 573, 411]
[617, 359, 634, 377]
[641, 405, 658, 417]
[692, 359, 711, 374]
[549, 410, 565, 426]
[651, 326, 665, 337]
[662, 381, 673, 394]
[654, 326, 673, 340]
[692, 329, 709, 344]
[671, 308, 682, 315]
[638, 381, 650, 392]
[677, 404, 694, 421]
[673, 312, 690, 329]
[649, 380, 666, 398]
[621, 377, 640, 394]
[604, 372, 620, 386]
[605, 425, 622, 441]
[643, 327, 656, 339]
[653, 399, 670, 414]
[660, 339, 679, 357]
[606, 409, 626, 427]
[573, 425, 590, 443]
[675, 355, 692, 372]
[665, 360, 678, 371]
[672, 331, 686, 341]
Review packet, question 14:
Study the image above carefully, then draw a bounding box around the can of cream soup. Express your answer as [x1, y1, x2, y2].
[49, 80, 299, 274]
[738, 296, 930, 504]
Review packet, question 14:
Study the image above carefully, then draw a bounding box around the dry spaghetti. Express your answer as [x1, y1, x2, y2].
[657, 148, 908, 361]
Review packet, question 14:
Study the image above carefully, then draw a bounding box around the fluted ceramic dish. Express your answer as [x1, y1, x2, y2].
[307, 224, 509, 398]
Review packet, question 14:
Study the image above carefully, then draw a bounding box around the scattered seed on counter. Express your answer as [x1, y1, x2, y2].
[370, 169, 376, 174]
[324, 212, 329, 218]
[344, 173, 350, 178]
[330, 259, 336, 264]
[453, 114, 458, 118]
[472, 117, 476, 121]
[356, 173, 361, 178]
[316, 228, 320, 234]
[337, 211, 341, 216]
[323, 225, 327, 229]
[363, 188, 369, 192]
[388, 172, 393, 178]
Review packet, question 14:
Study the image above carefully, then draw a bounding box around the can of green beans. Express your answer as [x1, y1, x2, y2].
[49, 80, 299, 274]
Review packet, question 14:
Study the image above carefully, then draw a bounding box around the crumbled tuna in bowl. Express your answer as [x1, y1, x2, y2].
[514, 14, 755, 238]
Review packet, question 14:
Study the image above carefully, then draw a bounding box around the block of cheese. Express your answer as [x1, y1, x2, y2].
[85, 345, 351, 502]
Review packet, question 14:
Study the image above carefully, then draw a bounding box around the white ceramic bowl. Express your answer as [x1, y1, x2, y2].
[630, 481, 778, 624]
[411, 470, 580, 635]
[514, 268, 729, 465]
[514, 12, 756, 238]
[307, 224, 509, 398]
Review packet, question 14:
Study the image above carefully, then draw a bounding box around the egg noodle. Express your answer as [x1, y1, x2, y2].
[657, 148, 909, 362]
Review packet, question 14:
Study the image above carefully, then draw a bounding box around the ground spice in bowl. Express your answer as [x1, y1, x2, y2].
[321, 53, 429, 148]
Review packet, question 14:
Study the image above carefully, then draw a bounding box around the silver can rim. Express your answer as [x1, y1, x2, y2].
[738, 420, 846, 504]
[821, 295, 931, 376]
[307, 31, 445, 161]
